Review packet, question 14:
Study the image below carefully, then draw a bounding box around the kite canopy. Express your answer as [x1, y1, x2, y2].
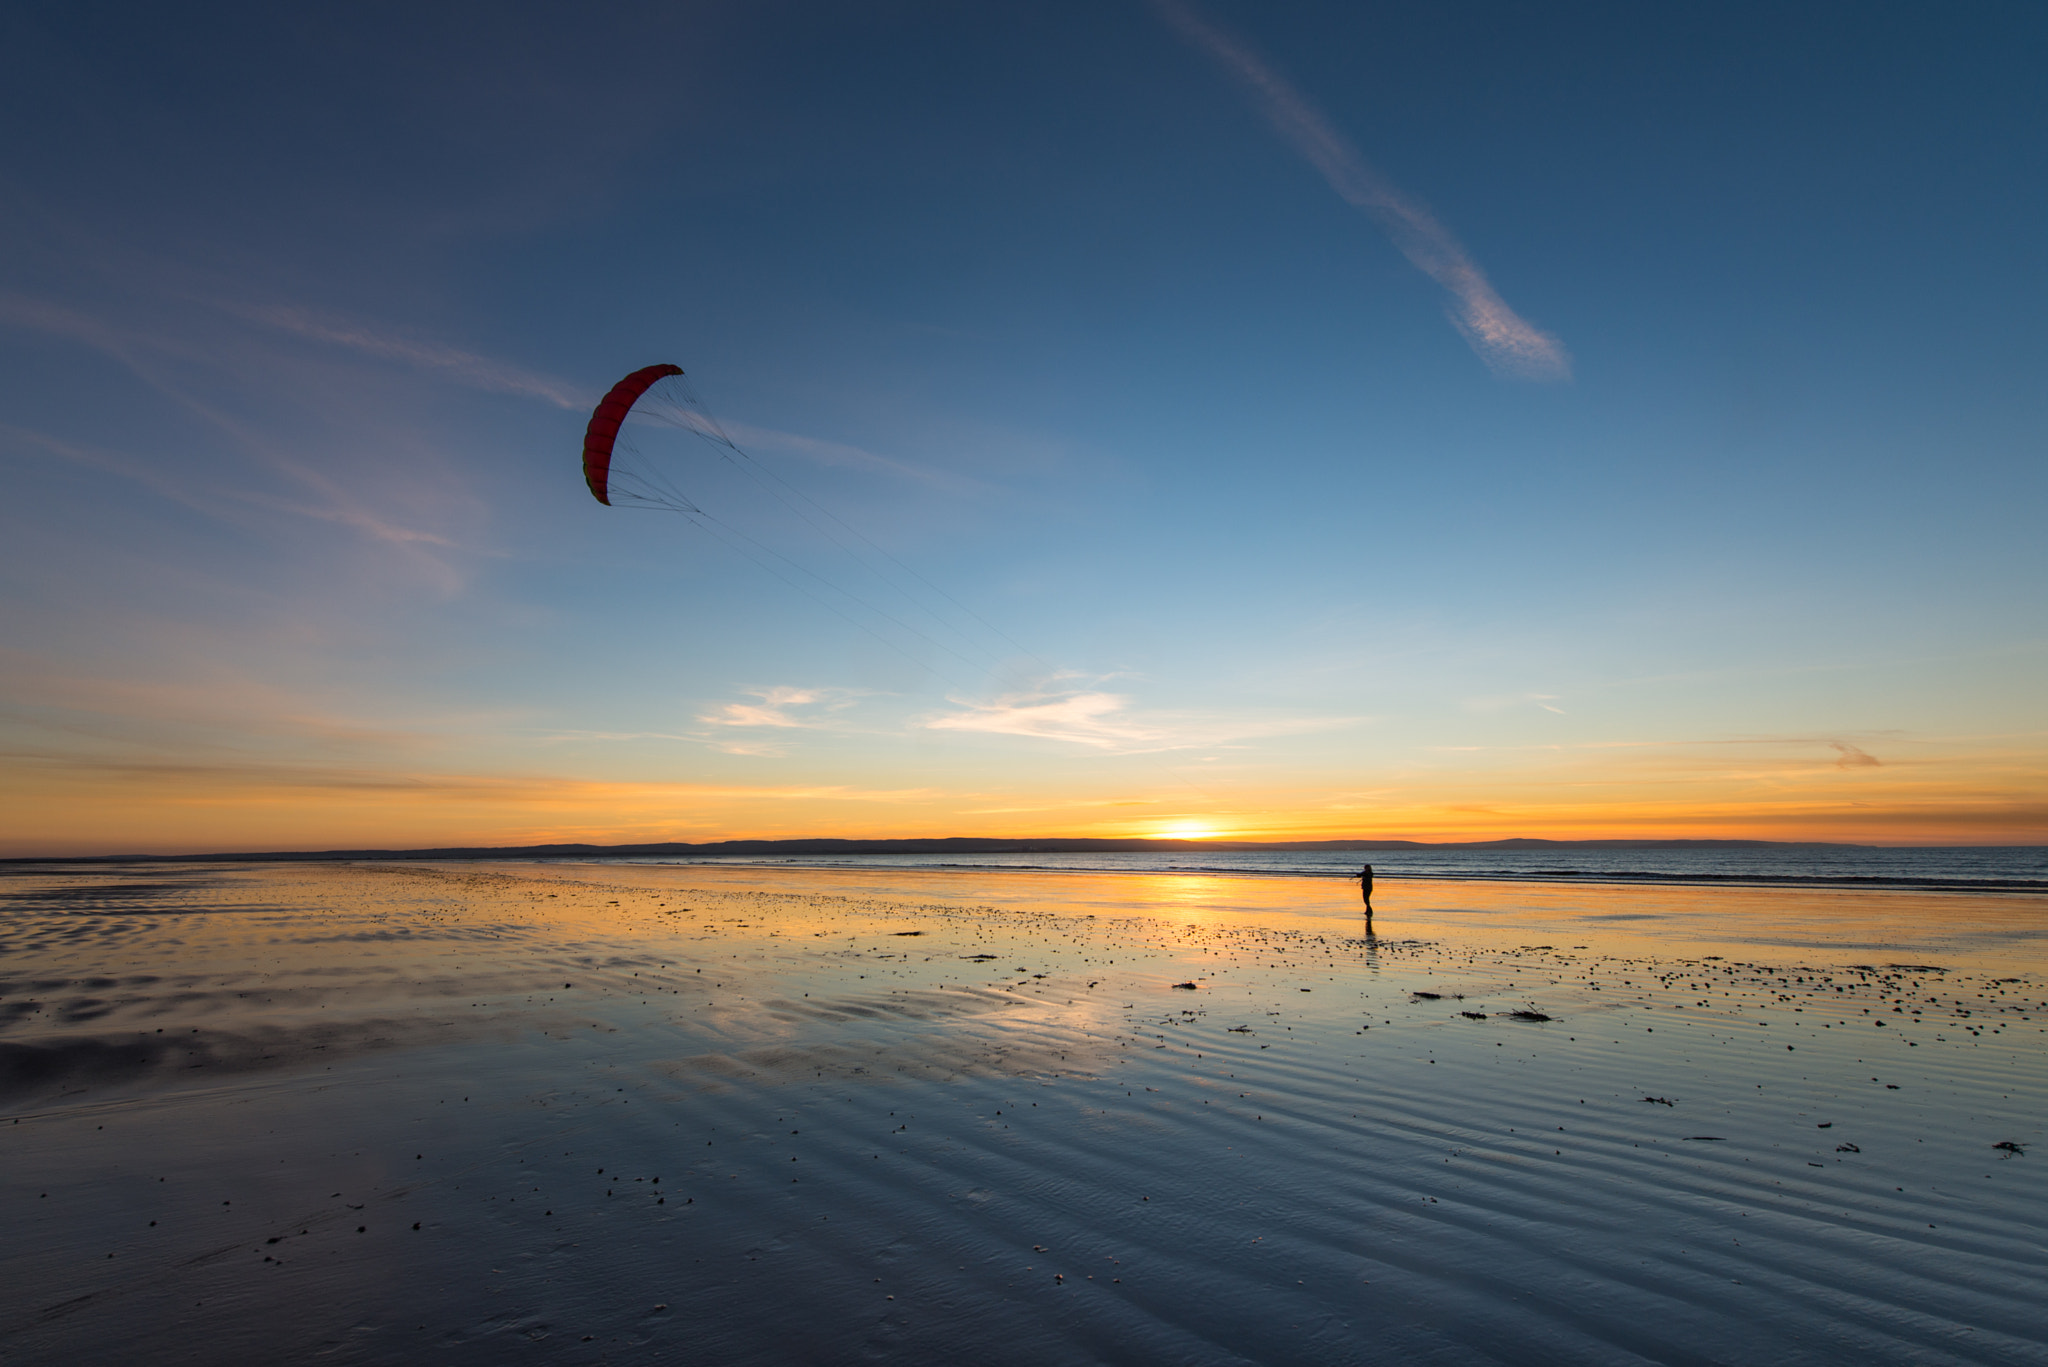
[582, 363, 683, 504]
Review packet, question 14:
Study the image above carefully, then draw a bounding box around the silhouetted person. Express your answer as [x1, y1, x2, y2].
[1358, 862, 1374, 931]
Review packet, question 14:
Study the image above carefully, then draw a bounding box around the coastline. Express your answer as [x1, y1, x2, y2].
[12, 839, 2045, 898]
[3, 859, 2042, 1364]
[466, 859, 2048, 974]
[569, 855, 2048, 895]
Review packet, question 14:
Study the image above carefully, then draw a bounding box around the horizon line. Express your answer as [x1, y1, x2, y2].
[10, 833, 2046, 864]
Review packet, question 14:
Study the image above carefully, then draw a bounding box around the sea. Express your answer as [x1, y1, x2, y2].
[576, 844, 2048, 893]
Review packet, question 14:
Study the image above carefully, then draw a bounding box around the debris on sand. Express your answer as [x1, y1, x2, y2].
[1170, 982, 1199, 990]
[1506, 1011, 1553, 1022]
[1682, 1136, 1727, 1142]
[9, 853, 2048, 1367]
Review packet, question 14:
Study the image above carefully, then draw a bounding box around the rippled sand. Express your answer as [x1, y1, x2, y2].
[2, 860, 2043, 1365]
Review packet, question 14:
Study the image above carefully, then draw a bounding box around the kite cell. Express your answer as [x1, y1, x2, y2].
[582, 363, 683, 504]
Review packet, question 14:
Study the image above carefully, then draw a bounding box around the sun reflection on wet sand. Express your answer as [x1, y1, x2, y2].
[2, 859, 2043, 1364]
[475, 860, 2048, 974]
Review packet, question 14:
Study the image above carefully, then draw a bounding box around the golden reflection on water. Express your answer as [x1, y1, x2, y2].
[9, 863, 2044, 1365]
[471, 861, 2048, 973]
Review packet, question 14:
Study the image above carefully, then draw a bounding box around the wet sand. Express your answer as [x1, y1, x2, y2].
[2, 860, 2043, 1365]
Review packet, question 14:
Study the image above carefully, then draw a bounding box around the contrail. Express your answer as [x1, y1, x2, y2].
[1151, 0, 1570, 380]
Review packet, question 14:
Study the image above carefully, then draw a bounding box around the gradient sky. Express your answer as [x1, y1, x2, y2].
[4, 1, 2045, 855]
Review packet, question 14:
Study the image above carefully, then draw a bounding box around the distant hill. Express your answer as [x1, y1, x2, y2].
[12, 835, 1860, 864]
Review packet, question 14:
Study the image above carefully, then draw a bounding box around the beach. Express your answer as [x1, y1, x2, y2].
[2, 860, 2043, 1365]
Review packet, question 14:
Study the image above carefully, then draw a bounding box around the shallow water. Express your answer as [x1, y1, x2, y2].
[585, 843, 2048, 892]
[1, 862, 2043, 1365]
[527, 860, 2048, 971]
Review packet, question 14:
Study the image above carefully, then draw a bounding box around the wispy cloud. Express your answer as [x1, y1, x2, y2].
[0, 648, 450, 751]
[1432, 734, 1897, 770]
[687, 686, 876, 756]
[666, 412, 992, 497]
[0, 294, 484, 580]
[0, 422, 235, 523]
[700, 686, 867, 730]
[223, 490, 469, 548]
[137, 372, 480, 594]
[690, 679, 1357, 756]
[215, 299, 985, 495]
[0, 749, 945, 804]
[1151, 0, 1570, 380]
[1463, 692, 1566, 715]
[923, 681, 1357, 754]
[928, 688, 1158, 750]
[216, 302, 587, 409]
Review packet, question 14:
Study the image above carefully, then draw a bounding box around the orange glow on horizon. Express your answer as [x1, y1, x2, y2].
[4, 733, 2044, 856]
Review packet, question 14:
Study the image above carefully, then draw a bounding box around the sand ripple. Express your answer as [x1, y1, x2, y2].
[0, 861, 2042, 1364]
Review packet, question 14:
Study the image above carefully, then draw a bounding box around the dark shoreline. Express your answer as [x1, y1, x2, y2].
[8, 851, 2041, 895]
[7, 835, 2043, 895]
[9, 834, 2037, 865]
[537, 857, 2048, 896]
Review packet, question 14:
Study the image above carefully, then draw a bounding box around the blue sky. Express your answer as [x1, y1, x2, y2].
[3, 0, 2044, 854]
